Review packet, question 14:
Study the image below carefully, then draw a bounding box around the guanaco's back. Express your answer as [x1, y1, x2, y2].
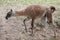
[24, 5, 48, 18]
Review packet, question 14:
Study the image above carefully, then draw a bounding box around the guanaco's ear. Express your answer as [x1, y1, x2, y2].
[10, 9, 12, 12]
[50, 6, 56, 12]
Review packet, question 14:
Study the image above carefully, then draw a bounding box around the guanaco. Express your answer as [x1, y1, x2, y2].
[5, 4, 56, 35]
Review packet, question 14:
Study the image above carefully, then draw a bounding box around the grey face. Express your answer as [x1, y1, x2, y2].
[5, 9, 13, 20]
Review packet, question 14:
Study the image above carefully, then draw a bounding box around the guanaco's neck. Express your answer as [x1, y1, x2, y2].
[13, 9, 26, 16]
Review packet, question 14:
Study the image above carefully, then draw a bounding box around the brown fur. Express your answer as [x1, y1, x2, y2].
[15, 5, 47, 18]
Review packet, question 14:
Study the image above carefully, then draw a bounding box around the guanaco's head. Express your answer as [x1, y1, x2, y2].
[5, 9, 13, 20]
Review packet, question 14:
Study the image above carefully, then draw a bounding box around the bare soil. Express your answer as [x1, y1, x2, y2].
[0, 5, 60, 40]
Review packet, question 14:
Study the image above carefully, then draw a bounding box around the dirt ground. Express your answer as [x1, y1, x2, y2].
[0, 4, 60, 40]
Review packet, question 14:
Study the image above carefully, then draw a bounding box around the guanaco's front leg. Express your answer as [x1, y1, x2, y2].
[30, 18, 34, 36]
[23, 17, 30, 32]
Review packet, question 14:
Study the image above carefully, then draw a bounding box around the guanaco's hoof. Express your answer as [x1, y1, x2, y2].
[29, 34, 34, 37]
[24, 29, 27, 32]
[29, 27, 36, 30]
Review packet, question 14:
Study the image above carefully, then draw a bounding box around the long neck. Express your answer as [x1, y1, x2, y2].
[13, 9, 26, 16]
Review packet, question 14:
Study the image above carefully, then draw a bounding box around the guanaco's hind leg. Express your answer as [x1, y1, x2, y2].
[41, 16, 49, 29]
[41, 16, 49, 37]
[23, 17, 30, 32]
